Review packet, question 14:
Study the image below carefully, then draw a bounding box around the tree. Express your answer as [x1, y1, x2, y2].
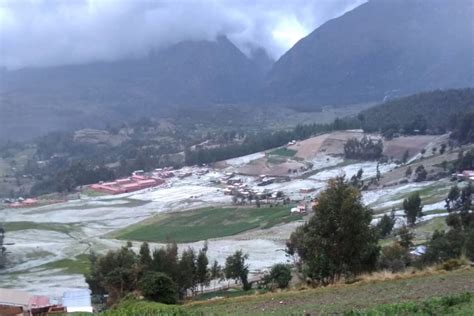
[138, 242, 152, 271]
[85, 245, 138, 304]
[378, 243, 410, 272]
[440, 144, 447, 155]
[224, 250, 250, 290]
[403, 192, 423, 226]
[402, 150, 409, 164]
[196, 244, 210, 292]
[266, 264, 292, 289]
[138, 272, 178, 304]
[405, 166, 412, 178]
[377, 209, 396, 238]
[445, 186, 460, 211]
[376, 163, 381, 182]
[286, 177, 379, 285]
[414, 165, 427, 182]
[177, 247, 197, 297]
[210, 260, 223, 281]
[398, 226, 414, 249]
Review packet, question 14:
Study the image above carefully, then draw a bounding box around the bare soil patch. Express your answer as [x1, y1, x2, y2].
[383, 135, 441, 160]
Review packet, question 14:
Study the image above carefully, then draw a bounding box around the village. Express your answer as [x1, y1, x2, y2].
[0, 130, 473, 314]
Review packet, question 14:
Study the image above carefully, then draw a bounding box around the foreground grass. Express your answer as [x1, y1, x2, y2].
[74, 268, 474, 315]
[182, 268, 474, 315]
[115, 206, 301, 243]
[348, 292, 473, 315]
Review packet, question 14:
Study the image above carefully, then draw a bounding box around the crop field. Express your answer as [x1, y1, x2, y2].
[268, 148, 297, 157]
[115, 206, 302, 243]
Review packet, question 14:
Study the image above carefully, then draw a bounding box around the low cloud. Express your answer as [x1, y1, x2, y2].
[0, 0, 365, 69]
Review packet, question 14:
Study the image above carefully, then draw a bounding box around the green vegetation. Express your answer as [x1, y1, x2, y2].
[344, 136, 383, 160]
[3, 221, 74, 234]
[82, 268, 474, 315]
[185, 118, 360, 165]
[359, 88, 474, 138]
[40, 254, 90, 275]
[116, 206, 300, 243]
[349, 292, 474, 315]
[268, 147, 296, 157]
[85, 241, 249, 305]
[193, 288, 266, 301]
[287, 178, 379, 285]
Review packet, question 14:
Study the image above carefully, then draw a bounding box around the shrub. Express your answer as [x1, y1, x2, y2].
[138, 272, 178, 304]
[265, 264, 292, 289]
[439, 258, 466, 271]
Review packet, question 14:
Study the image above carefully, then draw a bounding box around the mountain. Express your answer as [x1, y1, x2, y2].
[359, 88, 474, 135]
[0, 36, 269, 141]
[264, 0, 474, 109]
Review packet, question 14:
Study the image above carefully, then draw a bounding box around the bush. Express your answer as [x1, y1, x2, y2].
[378, 243, 410, 272]
[138, 272, 178, 304]
[439, 258, 467, 271]
[265, 264, 292, 289]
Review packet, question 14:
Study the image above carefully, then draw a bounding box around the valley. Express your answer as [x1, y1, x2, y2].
[0, 129, 468, 300]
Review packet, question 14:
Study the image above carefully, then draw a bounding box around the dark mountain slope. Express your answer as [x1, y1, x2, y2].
[359, 88, 474, 135]
[264, 0, 474, 109]
[0, 36, 266, 141]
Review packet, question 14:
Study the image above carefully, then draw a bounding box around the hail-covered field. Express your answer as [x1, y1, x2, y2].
[0, 131, 456, 298]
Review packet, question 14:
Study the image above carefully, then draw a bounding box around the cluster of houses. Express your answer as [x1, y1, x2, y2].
[219, 174, 278, 201]
[3, 198, 63, 209]
[0, 288, 92, 315]
[89, 170, 166, 195]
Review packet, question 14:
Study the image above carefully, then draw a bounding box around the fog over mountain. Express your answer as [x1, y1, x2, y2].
[0, 0, 473, 142]
[0, 0, 364, 69]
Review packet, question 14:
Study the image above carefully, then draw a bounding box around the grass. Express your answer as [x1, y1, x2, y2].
[3, 221, 74, 234]
[379, 216, 448, 246]
[268, 148, 297, 157]
[413, 216, 448, 244]
[75, 268, 474, 315]
[115, 205, 302, 243]
[40, 254, 90, 275]
[348, 292, 473, 315]
[193, 288, 268, 301]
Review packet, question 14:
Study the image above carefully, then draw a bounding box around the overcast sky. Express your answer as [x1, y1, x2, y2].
[0, 0, 366, 69]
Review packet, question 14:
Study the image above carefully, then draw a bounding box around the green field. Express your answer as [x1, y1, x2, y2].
[3, 221, 75, 234]
[268, 147, 297, 157]
[115, 206, 302, 243]
[40, 254, 90, 275]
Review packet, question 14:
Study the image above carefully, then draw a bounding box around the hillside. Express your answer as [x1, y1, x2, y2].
[0, 36, 269, 141]
[97, 268, 474, 315]
[359, 88, 474, 134]
[264, 0, 474, 109]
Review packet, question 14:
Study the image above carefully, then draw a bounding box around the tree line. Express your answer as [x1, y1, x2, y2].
[185, 118, 360, 165]
[343, 136, 384, 160]
[86, 240, 294, 306]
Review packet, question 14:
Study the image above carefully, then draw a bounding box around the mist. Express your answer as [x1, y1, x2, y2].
[0, 0, 366, 69]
